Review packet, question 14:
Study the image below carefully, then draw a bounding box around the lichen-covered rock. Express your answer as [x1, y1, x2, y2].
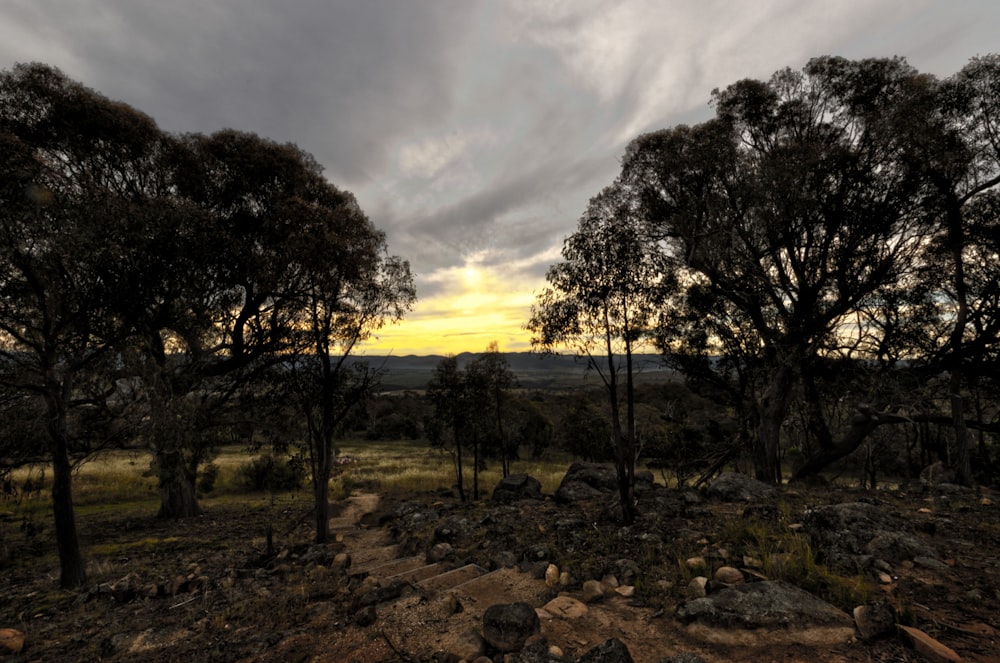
[555, 463, 618, 503]
[706, 473, 777, 502]
[492, 473, 543, 503]
[677, 580, 853, 631]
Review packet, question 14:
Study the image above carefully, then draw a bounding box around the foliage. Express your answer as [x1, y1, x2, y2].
[528, 180, 675, 523]
[237, 455, 306, 492]
[0, 62, 414, 581]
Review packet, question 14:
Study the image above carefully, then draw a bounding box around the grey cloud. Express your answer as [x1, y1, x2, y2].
[2, 0, 477, 187]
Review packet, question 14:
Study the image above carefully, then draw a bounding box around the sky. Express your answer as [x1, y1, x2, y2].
[2, 0, 998, 356]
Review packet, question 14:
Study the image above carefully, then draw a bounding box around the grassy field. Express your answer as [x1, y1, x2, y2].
[3, 439, 581, 518]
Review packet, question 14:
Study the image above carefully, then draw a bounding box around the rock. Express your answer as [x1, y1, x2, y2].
[434, 516, 473, 545]
[541, 595, 589, 619]
[559, 571, 571, 587]
[705, 473, 777, 502]
[555, 462, 619, 503]
[492, 473, 543, 503]
[853, 602, 896, 641]
[443, 629, 486, 663]
[545, 564, 560, 588]
[577, 638, 634, 662]
[865, 532, 937, 564]
[660, 655, 707, 663]
[803, 502, 938, 573]
[582, 579, 607, 603]
[898, 625, 962, 663]
[615, 585, 635, 597]
[685, 557, 707, 572]
[427, 542, 453, 563]
[490, 550, 520, 569]
[483, 602, 540, 653]
[677, 580, 855, 645]
[687, 576, 708, 598]
[609, 558, 640, 585]
[713, 566, 744, 585]
[0, 628, 25, 655]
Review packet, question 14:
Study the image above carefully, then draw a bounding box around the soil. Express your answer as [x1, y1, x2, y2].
[2, 480, 1000, 662]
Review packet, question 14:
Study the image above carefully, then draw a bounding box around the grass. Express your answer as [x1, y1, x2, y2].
[338, 440, 576, 495]
[2, 439, 581, 520]
[717, 511, 876, 610]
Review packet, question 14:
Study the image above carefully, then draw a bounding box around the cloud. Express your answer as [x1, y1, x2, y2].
[3, 0, 998, 355]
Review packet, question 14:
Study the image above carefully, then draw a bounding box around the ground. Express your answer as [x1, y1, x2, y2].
[2, 479, 999, 662]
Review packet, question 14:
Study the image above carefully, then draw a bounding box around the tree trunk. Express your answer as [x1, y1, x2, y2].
[454, 415, 466, 502]
[314, 462, 330, 544]
[754, 363, 795, 485]
[45, 380, 87, 588]
[155, 446, 202, 519]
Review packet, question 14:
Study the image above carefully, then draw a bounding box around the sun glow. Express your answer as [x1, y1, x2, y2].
[361, 257, 541, 356]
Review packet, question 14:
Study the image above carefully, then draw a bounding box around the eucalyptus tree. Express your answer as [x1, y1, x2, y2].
[134, 129, 346, 519]
[427, 355, 469, 502]
[623, 57, 936, 483]
[285, 193, 414, 543]
[528, 181, 674, 524]
[469, 342, 518, 478]
[0, 62, 169, 586]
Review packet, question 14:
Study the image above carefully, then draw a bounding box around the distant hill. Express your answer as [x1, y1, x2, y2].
[349, 352, 674, 392]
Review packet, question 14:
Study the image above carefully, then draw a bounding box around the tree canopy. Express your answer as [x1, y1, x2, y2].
[0, 62, 414, 585]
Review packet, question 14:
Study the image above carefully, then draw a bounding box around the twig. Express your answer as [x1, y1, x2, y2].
[169, 595, 199, 610]
[379, 630, 415, 662]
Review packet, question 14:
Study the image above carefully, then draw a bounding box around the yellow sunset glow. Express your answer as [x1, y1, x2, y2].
[360, 260, 541, 356]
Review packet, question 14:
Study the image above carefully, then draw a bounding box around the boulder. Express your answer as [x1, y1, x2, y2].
[803, 502, 938, 573]
[483, 602, 540, 653]
[676, 580, 855, 646]
[706, 473, 777, 502]
[555, 462, 619, 503]
[492, 473, 543, 503]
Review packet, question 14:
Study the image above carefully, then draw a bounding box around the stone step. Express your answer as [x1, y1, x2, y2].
[417, 564, 488, 595]
[349, 543, 401, 569]
[385, 562, 450, 585]
[349, 555, 426, 579]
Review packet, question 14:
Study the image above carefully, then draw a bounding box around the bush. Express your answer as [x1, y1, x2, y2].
[197, 462, 220, 495]
[238, 455, 306, 492]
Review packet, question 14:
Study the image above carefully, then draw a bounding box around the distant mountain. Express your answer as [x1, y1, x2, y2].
[349, 352, 674, 391]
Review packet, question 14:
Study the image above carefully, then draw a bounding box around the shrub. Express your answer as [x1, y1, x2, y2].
[238, 455, 305, 492]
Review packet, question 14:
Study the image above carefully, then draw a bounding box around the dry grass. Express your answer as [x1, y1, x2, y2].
[3, 440, 581, 517]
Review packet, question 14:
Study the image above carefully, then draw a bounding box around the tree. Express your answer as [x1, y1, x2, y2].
[469, 342, 519, 477]
[623, 57, 936, 483]
[132, 129, 351, 519]
[287, 195, 414, 543]
[427, 355, 469, 501]
[0, 63, 166, 586]
[528, 181, 674, 523]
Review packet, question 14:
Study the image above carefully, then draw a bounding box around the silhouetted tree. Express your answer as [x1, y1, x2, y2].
[528, 181, 674, 523]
